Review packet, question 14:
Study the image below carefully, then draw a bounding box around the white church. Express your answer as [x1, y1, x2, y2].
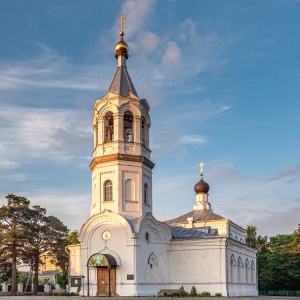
[67, 18, 258, 297]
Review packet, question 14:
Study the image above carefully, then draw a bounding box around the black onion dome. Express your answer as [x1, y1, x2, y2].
[194, 176, 210, 194]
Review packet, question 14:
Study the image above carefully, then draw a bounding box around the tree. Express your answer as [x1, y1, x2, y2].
[53, 230, 80, 272]
[0, 257, 12, 283]
[65, 230, 80, 245]
[246, 225, 257, 248]
[22, 207, 69, 295]
[0, 194, 31, 295]
[257, 232, 300, 290]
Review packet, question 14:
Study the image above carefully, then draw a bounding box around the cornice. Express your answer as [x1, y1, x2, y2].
[90, 154, 155, 171]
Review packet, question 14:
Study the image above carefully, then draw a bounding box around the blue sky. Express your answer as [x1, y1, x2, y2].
[0, 0, 299, 237]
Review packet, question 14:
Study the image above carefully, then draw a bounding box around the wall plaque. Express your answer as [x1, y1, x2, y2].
[127, 274, 134, 280]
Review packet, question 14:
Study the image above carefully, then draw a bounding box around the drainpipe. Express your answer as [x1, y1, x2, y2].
[87, 266, 89, 297]
[225, 236, 229, 296]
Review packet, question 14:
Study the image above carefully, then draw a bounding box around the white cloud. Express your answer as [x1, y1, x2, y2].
[0, 105, 92, 163]
[0, 173, 28, 181]
[0, 159, 20, 169]
[162, 42, 181, 66]
[178, 135, 207, 145]
[0, 44, 110, 92]
[138, 32, 160, 54]
[121, 0, 156, 39]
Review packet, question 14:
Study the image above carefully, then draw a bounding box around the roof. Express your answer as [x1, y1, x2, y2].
[163, 209, 225, 225]
[108, 66, 138, 98]
[170, 225, 218, 240]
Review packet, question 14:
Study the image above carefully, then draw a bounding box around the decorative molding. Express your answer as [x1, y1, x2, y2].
[90, 154, 155, 171]
[81, 213, 132, 245]
[100, 170, 115, 175]
[148, 252, 158, 267]
[123, 170, 138, 174]
[102, 200, 114, 203]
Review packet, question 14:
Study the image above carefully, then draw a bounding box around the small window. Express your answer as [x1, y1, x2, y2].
[145, 232, 150, 243]
[104, 180, 113, 201]
[144, 183, 148, 204]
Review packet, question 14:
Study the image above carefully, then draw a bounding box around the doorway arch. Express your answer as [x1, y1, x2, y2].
[87, 253, 118, 296]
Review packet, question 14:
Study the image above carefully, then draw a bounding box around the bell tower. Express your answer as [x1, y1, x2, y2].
[89, 16, 154, 220]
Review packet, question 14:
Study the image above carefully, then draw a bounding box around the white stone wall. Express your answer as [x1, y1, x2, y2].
[168, 237, 227, 296]
[135, 215, 171, 296]
[79, 211, 138, 296]
[90, 161, 152, 220]
[228, 222, 247, 244]
[227, 239, 258, 296]
[69, 211, 258, 297]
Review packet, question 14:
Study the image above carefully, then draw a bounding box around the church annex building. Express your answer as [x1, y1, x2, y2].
[66, 18, 258, 297]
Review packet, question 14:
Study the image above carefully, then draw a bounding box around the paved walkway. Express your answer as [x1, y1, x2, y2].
[0, 297, 300, 300]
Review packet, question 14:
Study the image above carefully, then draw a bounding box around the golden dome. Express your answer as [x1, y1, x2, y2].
[115, 31, 129, 59]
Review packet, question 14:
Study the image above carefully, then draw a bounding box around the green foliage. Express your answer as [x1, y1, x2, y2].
[179, 286, 188, 296]
[52, 230, 80, 272]
[257, 224, 300, 290]
[21, 206, 69, 295]
[39, 277, 52, 285]
[0, 194, 70, 295]
[214, 293, 222, 297]
[246, 225, 257, 248]
[0, 194, 31, 295]
[190, 285, 197, 296]
[0, 257, 12, 283]
[199, 291, 211, 297]
[65, 230, 80, 245]
[18, 272, 31, 285]
[57, 271, 68, 288]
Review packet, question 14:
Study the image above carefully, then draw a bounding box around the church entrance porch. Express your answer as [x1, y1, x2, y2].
[87, 253, 118, 297]
[97, 267, 116, 296]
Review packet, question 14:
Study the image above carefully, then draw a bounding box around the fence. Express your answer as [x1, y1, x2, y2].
[259, 290, 300, 296]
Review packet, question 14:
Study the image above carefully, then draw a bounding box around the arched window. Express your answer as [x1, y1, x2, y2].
[144, 183, 148, 204]
[251, 260, 255, 284]
[141, 117, 147, 146]
[238, 257, 243, 283]
[245, 259, 249, 284]
[148, 252, 158, 268]
[104, 112, 114, 142]
[125, 179, 134, 201]
[124, 111, 134, 142]
[230, 255, 236, 283]
[104, 180, 113, 201]
[230, 254, 236, 283]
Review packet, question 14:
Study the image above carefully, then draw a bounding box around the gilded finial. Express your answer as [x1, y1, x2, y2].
[198, 162, 204, 177]
[115, 14, 129, 59]
[118, 14, 126, 34]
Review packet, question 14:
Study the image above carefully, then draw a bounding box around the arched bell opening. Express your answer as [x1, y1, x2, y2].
[141, 117, 148, 147]
[124, 111, 134, 142]
[104, 112, 114, 143]
[87, 253, 118, 297]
